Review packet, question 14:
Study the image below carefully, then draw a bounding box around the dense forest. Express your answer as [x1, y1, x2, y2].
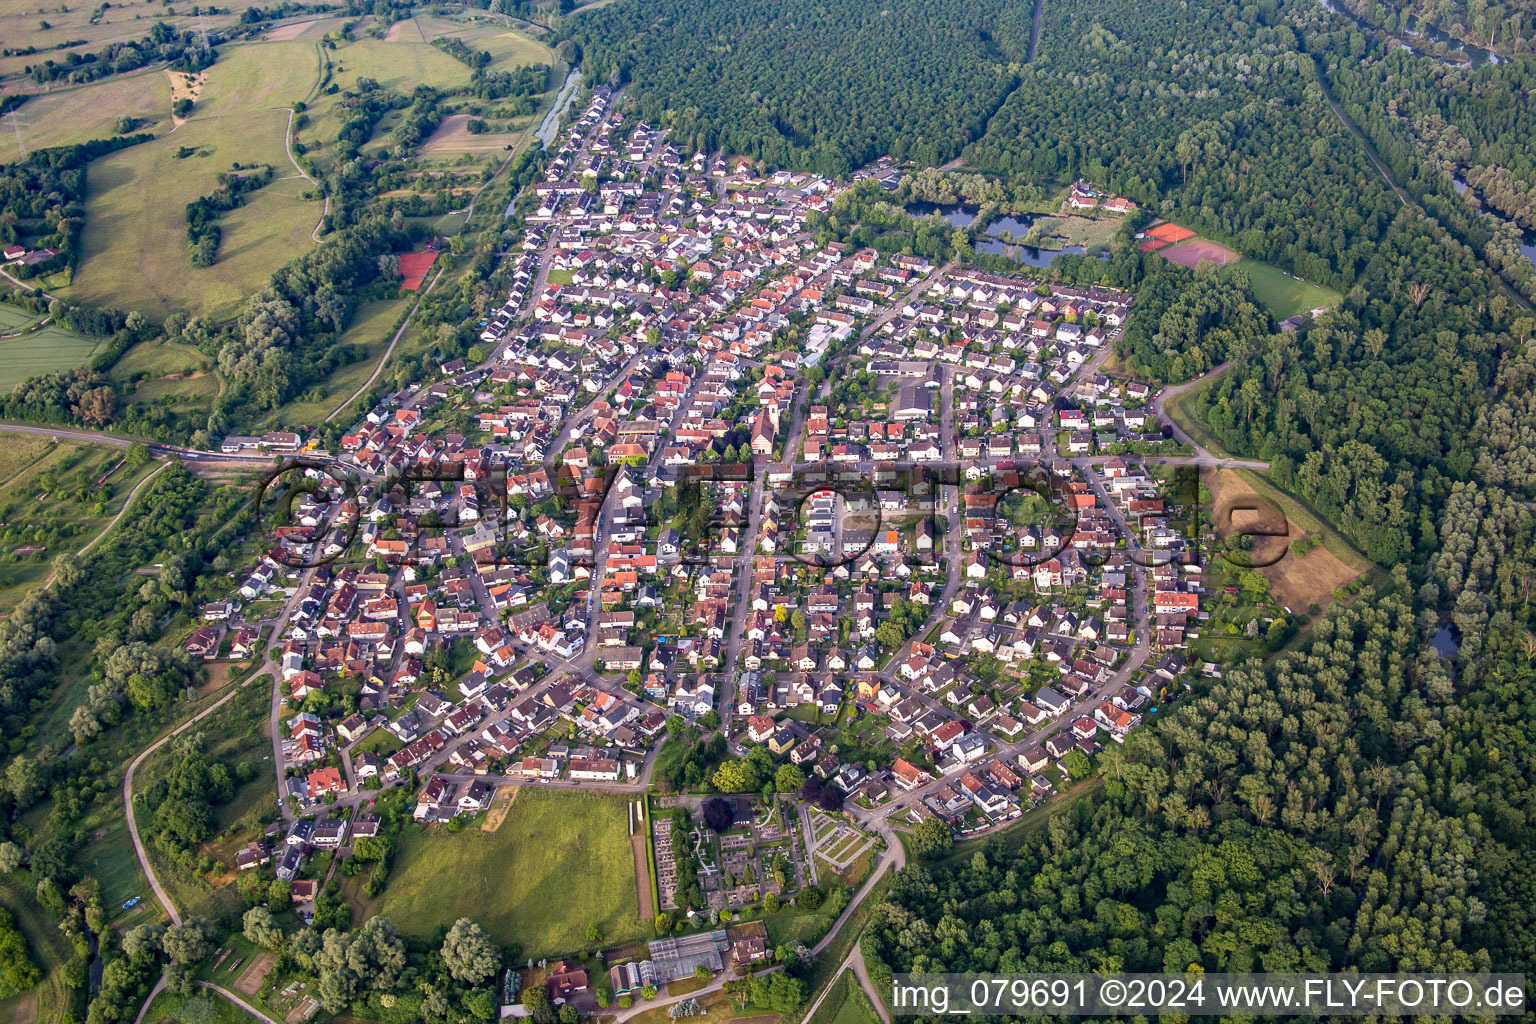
[566, 0, 1025, 174]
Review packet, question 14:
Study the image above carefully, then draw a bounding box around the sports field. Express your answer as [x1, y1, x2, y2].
[1232, 259, 1341, 320]
[377, 789, 647, 955]
[58, 40, 323, 320]
[1160, 237, 1240, 268]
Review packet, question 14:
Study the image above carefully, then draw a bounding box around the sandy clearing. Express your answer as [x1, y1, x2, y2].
[1161, 237, 1240, 268]
[166, 69, 206, 125]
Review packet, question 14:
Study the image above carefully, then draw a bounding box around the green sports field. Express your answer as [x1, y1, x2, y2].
[377, 789, 646, 956]
[1231, 259, 1341, 320]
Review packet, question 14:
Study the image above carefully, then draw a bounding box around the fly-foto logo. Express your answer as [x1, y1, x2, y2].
[250, 457, 1294, 576]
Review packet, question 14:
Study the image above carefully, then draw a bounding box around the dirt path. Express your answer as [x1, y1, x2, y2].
[322, 261, 446, 423]
[44, 462, 167, 588]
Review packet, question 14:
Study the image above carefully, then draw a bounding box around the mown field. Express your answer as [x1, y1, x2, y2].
[1232, 259, 1341, 320]
[0, 326, 107, 391]
[0, 0, 278, 79]
[376, 789, 646, 956]
[0, 72, 173, 162]
[58, 39, 323, 320]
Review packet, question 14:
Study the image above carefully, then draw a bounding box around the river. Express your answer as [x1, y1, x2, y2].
[1316, 0, 1499, 66]
[536, 68, 583, 151]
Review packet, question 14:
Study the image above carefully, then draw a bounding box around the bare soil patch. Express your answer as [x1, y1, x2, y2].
[236, 952, 276, 996]
[1161, 238, 1239, 268]
[166, 69, 206, 125]
[480, 784, 518, 831]
[1205, 469, 1361, 611]
[264, 18, 316, 40]
[197, 660, 237, 697]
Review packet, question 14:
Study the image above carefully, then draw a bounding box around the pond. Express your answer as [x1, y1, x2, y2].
[1430, 625, 1460, 658]
[904, 202, 977, 227]
[978, 213, 1100, 266]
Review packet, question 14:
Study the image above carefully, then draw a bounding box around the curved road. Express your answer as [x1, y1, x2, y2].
[131, 977, 282, 1024]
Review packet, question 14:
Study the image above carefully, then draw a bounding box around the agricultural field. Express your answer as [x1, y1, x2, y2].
[418, 113, 537, 155]
[57, 39, 324, 320]
[0, 72, 173, 162]
[0, 325, 107, 391]
[299, 16, 552, 169]
[376, 789, 646, 956]
[0, 0, 278, 79]
[1232, 258, 1342, 320]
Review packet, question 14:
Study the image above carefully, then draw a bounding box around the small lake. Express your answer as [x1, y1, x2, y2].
[1431, 625, 1460, 658]
[905, 202, 977, 227]
[906, 205, 1110, 266]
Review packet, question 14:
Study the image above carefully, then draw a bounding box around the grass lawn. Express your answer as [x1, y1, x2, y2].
[110, 339, 214, 380]
[0, 326, 106, 391]
[60, 39, 323, 320]
[0, 435, 55, 485]
[626, 989, 778, 1024]
[377, 788, 646, 956]
[1231, 259, 1341, 321]
[0, 72, 173, 162]
[0, 441, 159, 606]
[137, 989, 255, 1024]
[1161, 372, 1231, 459]
[808, 970, 880, 1024]
[0, 870, 79, 1024]
[266, 297, 408, 428]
